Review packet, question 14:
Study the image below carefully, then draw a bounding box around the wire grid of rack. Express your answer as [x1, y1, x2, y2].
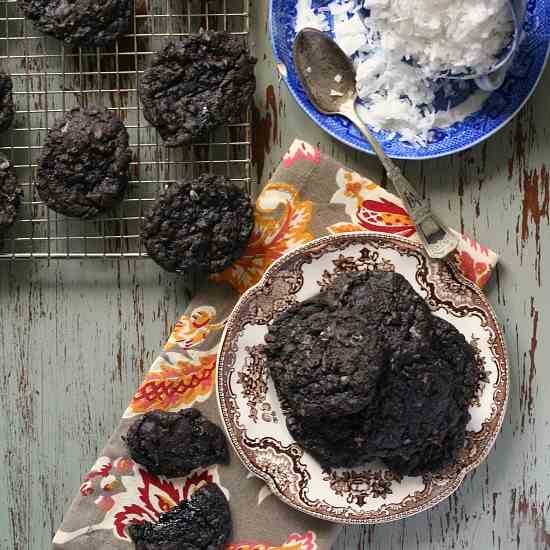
[0, 0, 252, 259]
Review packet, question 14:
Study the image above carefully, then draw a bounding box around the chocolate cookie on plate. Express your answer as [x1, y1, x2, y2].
[325, 270, 434, 353]
[139, 31, 256, 146]
[264, 299, 386, 418]
[370, 316, 480, 476]
[0, 157, 21, 232]
[368, 336, 480, 476]
[18, 0, 131, 48]
[125, 409, 229, 478]
[0, 71, 15, 133]
[141, 174, 254, 274]
[285, 409, 375, 469]
[37, 106, 131, 218]
[128, 482, 231, 550]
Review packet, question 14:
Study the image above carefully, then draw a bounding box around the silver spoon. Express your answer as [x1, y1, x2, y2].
[293, 28, 458, 260]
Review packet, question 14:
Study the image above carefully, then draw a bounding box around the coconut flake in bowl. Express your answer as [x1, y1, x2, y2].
[295, 0, 515, 147]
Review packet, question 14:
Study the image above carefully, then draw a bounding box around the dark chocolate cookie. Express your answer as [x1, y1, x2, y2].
[286, 410, 375, 469]
[285, 320, 479, 473]
[264, 270, 481, 473]
[264, 271, 432, 420]
[18, 0, 131, 48]
[139, 31, 256, 146]
[37, 106, 131, 218]
[372, 316, 480, 476]
[141, 174, 254, 274]
[367, 334, 479, 476]
[431, 315, 481, 405]
[264, 299, 385, 418]
[0, 72, 15, 132]
[125, 409, 229, 478]
[128, 482, 231, 550]
[0, 157, 21, 232]
[324, 270, 434, 353]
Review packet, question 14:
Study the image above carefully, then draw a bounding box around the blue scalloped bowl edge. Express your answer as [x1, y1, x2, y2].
[269, 0, 550, 160]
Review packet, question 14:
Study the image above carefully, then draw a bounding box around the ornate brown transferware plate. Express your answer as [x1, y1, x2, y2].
[217, 233, 508, 524]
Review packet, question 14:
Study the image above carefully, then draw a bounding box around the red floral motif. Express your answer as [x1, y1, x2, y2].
[83, 458, 112, 482]
[460, 234, 491, 256]
[95, 495, 115, 512]
[456, 250, 490, 287]
[226, 531, 317, 550]
[328, 170, 417, 239]
[79, 481, 94, 496]
[113, 469, 215, 539]
[282, 142, 321, 168]
[80, 457, 135, 500]
[356, 198, 416, 237]
[286, 532, 316, 550]
[114, 457, 134, 475]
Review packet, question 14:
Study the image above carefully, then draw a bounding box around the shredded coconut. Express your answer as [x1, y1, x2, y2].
[366, 0, 514, 77]
[294, 0, 514, 147]
[295, 0, 330, 31]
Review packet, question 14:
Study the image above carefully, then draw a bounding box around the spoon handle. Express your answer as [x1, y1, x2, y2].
[340, 103, 458, 260]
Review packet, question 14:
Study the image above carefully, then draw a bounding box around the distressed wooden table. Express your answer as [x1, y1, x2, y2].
[1, 2, 549, 549]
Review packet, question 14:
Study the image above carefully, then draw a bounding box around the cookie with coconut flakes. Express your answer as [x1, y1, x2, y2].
[0, 157, 21, 232]
[19, 0, 131, 48]
[37, 106, 131, 218]
[139, 31, 256, 146]
[141, 174, 254, 274]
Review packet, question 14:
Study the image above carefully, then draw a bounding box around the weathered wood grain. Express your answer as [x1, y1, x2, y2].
[0, 260, 190, 549]
[1, 3, 549, 549]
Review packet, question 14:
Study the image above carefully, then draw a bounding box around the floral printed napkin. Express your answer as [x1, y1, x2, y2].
[52, 139, 499, 550]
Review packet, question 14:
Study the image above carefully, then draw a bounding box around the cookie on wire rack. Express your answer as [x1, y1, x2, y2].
[139, 31, 257, 146]
[36, 106, 132, 219]
[141, 174, 254, 274]
[0, 71, 15, 133]
[0, 157, 22, 233]
[18, 0, 131, 48]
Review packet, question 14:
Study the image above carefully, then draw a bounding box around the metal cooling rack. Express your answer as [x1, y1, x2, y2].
[0, 0, 252, 259]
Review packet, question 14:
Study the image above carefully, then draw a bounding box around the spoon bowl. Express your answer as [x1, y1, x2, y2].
[293, 28, 356, 114]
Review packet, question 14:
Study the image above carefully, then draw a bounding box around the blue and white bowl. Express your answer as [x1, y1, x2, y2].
[270, 0, 550, 159]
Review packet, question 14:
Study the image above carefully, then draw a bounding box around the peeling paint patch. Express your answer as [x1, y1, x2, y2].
[518, 164, 549, 284]
[493, 492, 500, 522]
[252, 85, 279, 185]
[519, 299, 539, 432]
[510, 117, 526, 177]
[527, 299, 538, 421]
[510, 485, 550, 549]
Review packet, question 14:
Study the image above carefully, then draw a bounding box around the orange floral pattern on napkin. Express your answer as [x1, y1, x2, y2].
[164, 306, 225, 352]
[126, 352, 217, 416]
[227, 532, 317, 550]
[211, 182, 314, 294]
